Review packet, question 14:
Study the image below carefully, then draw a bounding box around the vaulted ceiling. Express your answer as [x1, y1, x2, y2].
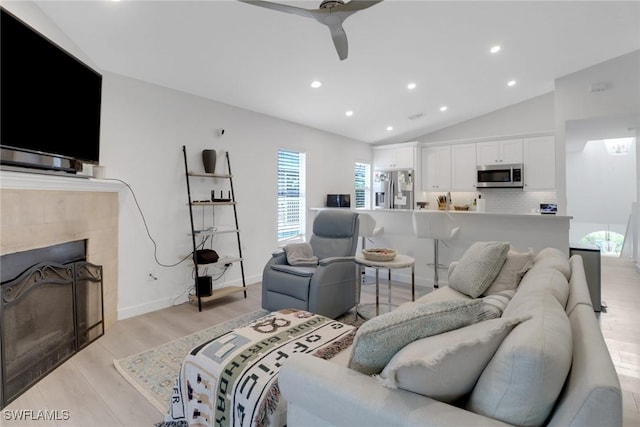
[33, 1, 640, 144]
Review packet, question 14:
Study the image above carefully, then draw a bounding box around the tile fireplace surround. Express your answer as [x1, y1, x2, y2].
[1, 171, 119, 328]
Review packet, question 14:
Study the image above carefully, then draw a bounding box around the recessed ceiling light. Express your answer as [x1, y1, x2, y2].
[440, 106, 448, 112]
[345, 110, 354, 117]
[310, 80, 322, 89]
[507, 80, 517, 87]
[407, 82, 417, 90]
[386, 126, 393, 131]
[490, 45, 501, 54]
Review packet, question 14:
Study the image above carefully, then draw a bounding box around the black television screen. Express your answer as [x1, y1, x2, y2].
[0, 8, 102, 172]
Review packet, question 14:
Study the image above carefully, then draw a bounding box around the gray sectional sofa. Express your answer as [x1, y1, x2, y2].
[279, 247, 622, 426]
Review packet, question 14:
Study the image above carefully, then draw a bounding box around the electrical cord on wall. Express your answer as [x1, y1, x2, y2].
[105, 177, 205, 268]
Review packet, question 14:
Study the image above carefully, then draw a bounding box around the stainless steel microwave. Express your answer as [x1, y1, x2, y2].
[477, 164, 523, 188]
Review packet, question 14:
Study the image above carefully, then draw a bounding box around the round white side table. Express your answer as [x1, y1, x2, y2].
[355, 253, 415, 319]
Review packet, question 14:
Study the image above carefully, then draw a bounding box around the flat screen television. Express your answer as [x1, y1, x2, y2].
[0, 8, 102, 174]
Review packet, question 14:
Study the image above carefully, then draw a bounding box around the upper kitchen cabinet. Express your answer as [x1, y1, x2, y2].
[451, 143, 477, 191]
[373, 145, 415, 170]
[476, 139, 523, 166]
[523, 136, 556, 191]
[421, 145, 451, 191]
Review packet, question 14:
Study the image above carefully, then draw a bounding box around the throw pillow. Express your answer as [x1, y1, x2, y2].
[377, 315, 529, 403]
[448, 241, 510, 298]
[482, 249, 534, 296]
[348, 299, 482, 375]
[283, 242, 318, 266]
[476, 289, 516, 321]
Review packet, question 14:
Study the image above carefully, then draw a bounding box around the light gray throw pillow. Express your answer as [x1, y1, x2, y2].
[449, 241, 510, 298]
[377, 315, 529, 403]
[482, 249, 534, 296]
[348, 299, 482, 375]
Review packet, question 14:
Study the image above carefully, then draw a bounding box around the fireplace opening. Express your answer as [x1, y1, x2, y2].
[0, 240, 104, 408]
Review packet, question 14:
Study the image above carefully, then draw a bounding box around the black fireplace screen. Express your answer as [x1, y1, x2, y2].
[0, 241, 103, 408]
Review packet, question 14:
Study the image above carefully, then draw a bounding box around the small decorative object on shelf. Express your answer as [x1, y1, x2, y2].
[202, 149, 217, 173]
[454, 205, 470, 211]
[362, 248, 397, 262]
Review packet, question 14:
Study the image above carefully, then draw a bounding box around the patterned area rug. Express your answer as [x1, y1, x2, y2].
[113, 309, 363, 413]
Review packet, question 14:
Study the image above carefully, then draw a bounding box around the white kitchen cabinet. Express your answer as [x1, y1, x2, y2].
[421, 146, 451, 191]
[523, 136, 556, 191]
[374, 146, 414, 169]
[451, 143, 477, 191]
[476, 139, 523, 165]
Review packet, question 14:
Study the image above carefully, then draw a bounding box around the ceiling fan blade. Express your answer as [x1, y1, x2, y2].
[329, 23, 349, 61]
[237, 0, 316, 20]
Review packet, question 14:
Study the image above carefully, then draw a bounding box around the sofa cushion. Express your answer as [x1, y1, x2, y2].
[467, 291, 572, 426]
[477, 289, 516, 321]
[565, 255, 594, 316]
[377, 315, 528, 403]
[533, 247, 570, 280]
[348, 299, 481, 375]
[449, 241, 510, 298]
[515, 266, 570, 309]
[482, 249, 534, 296]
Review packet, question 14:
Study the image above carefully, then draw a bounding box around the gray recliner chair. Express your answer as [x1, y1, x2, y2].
[262, 210, 360, 319]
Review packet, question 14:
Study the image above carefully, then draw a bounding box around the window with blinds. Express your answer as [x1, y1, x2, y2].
[278, 149, 306, 241]
[354, 162, 371, 209]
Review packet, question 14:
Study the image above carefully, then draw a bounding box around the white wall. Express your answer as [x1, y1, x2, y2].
[416, 93, 555, 144]
[101, 73, 371, 318]
[4, 2, 372, 318]
[567, 140, 636, 243]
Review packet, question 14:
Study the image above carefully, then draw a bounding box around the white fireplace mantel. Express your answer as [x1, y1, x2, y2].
[0, 169, 123, 192]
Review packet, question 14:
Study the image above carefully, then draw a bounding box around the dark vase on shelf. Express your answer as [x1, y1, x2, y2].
[202, 149, 217, 173]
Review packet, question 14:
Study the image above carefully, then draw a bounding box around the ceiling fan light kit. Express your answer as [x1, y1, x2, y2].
[238, 0, 383, 60]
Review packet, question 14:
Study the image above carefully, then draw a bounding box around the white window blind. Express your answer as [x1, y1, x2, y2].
[354, 162, 371, 209]
[278, 149, 306, 241]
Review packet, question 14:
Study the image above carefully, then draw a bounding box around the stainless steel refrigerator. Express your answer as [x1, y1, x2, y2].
[373, 169, 414, 209]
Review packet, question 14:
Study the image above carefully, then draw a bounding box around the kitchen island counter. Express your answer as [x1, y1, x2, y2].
[309, 207, 571, 288]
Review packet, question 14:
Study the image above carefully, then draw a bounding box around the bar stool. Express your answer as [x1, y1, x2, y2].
[412, 210, 459, 289]
[358, 213, 384, 285]
[358, 213, 384, 250]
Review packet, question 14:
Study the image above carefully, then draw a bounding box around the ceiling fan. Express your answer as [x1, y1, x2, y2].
[238, 0, 383, 61]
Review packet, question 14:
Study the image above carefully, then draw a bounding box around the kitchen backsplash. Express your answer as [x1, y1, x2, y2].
[422, 190, 557, 214]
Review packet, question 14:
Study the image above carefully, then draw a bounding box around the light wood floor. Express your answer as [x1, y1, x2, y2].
[4, 257, 640, 426]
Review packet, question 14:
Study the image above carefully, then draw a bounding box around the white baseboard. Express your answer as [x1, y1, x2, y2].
[118, 274, 262, 320]
[118, 296, 176, 320]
